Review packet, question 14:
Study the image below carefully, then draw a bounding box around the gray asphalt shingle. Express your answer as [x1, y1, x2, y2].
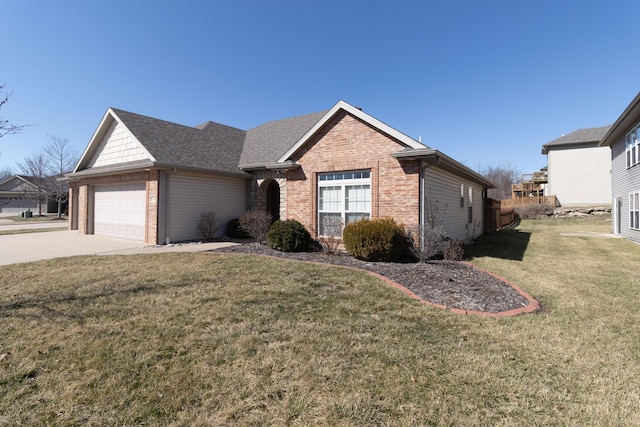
[239, 111, 328, 167]
[111, 109, 247, 174]
[545, 125, 612, 146]
[110, 108, 328, 173]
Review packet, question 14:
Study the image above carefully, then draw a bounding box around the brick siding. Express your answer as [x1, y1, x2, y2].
[285, 111, 420, 235]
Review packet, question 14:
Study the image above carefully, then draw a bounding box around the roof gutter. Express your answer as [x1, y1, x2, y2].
[238, 161, 300, 172]
[64, 161, 252, 181]
[391, 148, 494, 188]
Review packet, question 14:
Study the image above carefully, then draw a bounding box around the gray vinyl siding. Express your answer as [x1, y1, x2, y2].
[422, 166, 484, 242]
[611, 136, 640, 243]
[166, 173, 246, 242]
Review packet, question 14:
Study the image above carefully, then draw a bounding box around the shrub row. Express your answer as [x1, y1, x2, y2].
[217, 212, 466, 261]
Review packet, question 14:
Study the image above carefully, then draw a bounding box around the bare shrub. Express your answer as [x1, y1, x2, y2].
[442, 239, 465, 261]
[407, 224, 447, 262]
[317, 215, 343, 254]
[516, 203, 554, 219]
[239, 210, 273, 244]
[197, 211, 221, 241]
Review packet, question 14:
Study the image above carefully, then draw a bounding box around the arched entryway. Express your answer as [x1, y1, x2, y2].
[266, 180, 280, 221]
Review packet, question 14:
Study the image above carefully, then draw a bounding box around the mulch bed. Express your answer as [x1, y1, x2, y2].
[209, 243, 535, 315]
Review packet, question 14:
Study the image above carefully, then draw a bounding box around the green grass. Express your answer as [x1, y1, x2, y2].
[1, 215, 640, 425]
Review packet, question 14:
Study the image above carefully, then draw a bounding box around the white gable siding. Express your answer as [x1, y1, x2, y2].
[611, 136, 640, 243]
[166, 173, 246, 242]
[88, 120, 151, 168]
[547, 146, 611, 207]
[422, 166, 484, 242]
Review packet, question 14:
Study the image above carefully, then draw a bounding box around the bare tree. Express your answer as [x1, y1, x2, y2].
[18, 152, 50, 216]
[0, 85, 29, 139]
[0, 167, 12, 182]
[44, 134, 78, 218]
[479, 163, 521, 200]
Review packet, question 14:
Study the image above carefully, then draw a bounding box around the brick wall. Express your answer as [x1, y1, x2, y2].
[285, 111, 420, 235]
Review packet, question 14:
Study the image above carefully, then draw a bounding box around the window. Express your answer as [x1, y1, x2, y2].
[318, 170, 371, 235]
[631, 192, 640, 230]
[460, 184, 465, 208]
[626, 126, 640, 169]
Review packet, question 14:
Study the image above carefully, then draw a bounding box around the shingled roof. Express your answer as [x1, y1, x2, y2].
[111, 109, 247, 174]
[239, 110, 328, 168]
[541, 125, 612, 154]
[73, 101, 425, 177]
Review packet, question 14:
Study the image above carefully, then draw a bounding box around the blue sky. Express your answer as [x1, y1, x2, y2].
[1, 0, 639, 177]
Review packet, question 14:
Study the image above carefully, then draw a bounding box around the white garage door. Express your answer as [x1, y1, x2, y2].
[94, 183, 146, 241]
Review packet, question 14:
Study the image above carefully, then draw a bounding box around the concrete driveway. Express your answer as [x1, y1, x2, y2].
[0, 229, 237, 266]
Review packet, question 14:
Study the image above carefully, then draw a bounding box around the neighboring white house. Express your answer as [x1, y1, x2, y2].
[541, 126, 612, 207]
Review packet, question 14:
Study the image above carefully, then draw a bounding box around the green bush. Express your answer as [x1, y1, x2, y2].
[342, 217, 406, 262]
[226, 218, 250, 238]
[266, 220, 311, 252]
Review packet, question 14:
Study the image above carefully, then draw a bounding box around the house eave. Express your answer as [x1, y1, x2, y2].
[64, 160, 158, 180]
[600, 92, 640, 147]
[542, 140, 601, 154]
[277, 100, 426, 163]
[392, 148, 494, 188]
[239, 161, 300, 172]
[65, 160, 252, 181]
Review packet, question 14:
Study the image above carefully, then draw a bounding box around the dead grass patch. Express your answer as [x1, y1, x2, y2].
[1, 217, 640, 425]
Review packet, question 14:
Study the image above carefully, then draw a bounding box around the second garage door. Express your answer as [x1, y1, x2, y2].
[94, 183, 146, 241]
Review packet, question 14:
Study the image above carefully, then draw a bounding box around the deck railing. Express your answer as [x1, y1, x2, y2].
[500, 196, 557, 209]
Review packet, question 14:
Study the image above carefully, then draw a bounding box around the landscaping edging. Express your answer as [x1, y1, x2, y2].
[208, 245, 540, 317]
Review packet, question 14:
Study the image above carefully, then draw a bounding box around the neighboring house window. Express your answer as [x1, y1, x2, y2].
[460, 184, 465, 208]
[631, 192, 640, 230]
[318, 170, 371, 235]
[626, 126, 640, 169]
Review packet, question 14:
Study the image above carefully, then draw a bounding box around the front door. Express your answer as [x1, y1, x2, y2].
[266, 180, 280, 221]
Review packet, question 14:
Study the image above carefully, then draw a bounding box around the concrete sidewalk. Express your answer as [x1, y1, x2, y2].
[0, 230, 237, 266]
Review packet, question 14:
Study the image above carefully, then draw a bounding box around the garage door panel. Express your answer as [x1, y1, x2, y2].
[94, 183, 146, 241]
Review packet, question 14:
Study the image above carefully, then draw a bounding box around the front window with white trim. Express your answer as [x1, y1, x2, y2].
[318, 170, 371, 236]
[631, 192, 640, 230]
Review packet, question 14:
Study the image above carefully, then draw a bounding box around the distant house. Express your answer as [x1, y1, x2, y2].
[599, 92, 640, 243]
[65, 101, 493, 244]
[0, 175, 61, 214]
[542, 126, 612, 207]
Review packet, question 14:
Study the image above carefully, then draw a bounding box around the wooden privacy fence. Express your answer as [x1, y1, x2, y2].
[484, 198, 516, 232]
[500, 196, 557, 209]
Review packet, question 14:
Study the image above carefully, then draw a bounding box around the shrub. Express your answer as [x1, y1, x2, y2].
[442, 239, 465, 261]
[226, 218, 250, 238]
[197, 211, 220, 241]
[239, 210, 272, 244]
[516, 203, 553, 219]
[406, 224, 447, 262]
[266, 220, 311, 252]
[317, 215, 343, 254]
[342, 217, 406, 262]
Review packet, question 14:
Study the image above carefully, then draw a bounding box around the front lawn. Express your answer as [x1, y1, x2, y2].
[1, 216, 639, 425]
